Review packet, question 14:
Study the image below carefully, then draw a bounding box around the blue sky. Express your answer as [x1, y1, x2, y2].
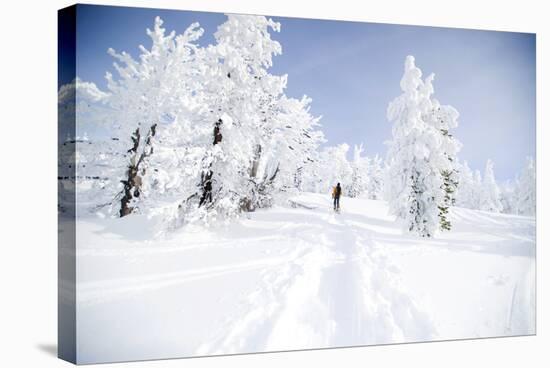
[66, 4, 536, 181]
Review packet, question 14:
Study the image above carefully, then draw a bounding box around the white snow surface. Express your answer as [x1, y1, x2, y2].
[70, 192, 535, 364]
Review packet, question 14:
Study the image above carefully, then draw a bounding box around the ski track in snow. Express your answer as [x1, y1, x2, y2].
[505, 260, 536, 335]
[78, 255, 289, 306]
[196, 200, 437, 355]
[74, 193, 535, 361]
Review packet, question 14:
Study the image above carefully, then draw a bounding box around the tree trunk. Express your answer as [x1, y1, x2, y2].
[250, 144, 262, 178]
[199, 119, 223, 207]
[119, 124, 157, 217]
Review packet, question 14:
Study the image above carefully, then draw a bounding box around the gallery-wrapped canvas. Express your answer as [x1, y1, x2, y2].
[58, 3, 536, 364]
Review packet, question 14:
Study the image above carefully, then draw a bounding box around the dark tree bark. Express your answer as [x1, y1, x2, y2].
[241, 144, 260, 212]
[294, 166, 303, 189]
[119, 124, 157, 217]
[199, 119, 223, 207]
[250, 144, 262, 178]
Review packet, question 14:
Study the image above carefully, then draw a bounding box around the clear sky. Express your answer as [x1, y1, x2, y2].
[66, 4, 536, 181]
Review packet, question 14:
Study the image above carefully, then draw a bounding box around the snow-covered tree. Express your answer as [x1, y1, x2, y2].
[419, 74, 462, 231]
[184, 15, 285, 217]
[317, 144, 353, 195]
[156, 14, 324, 226]
[269, 95, 324, 197]
[104, 17, 205, 217]
[301, 144, 385, 200]
[500, 180, 519, 214]
[238, 92, 323, 210]
[455, 160, 478, 209]
[190, 15, 322, 217]
[366, 154, 384, 200]
[515, 156, 536, 215]
[304, 148, 327, 194]
[472, 169, 483, 209]
[385, 56, 460, 237]
[479, 159, 503, 213]
[349, 144, 370, 198]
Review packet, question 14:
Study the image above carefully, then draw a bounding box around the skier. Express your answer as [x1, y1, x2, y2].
[332, 183, 342, 211]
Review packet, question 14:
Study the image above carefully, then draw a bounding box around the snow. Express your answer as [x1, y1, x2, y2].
[385, 55, 462, 237]
[55, 13, 537, 366]
[70, 192, 535, 364]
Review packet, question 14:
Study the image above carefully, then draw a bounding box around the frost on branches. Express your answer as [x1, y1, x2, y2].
[103, 17, 205, 217]
[169, 14, 324, 225]
[385, 56, 461, 237]
[420, 74, 462, 231]
[59, 15, 324, 227]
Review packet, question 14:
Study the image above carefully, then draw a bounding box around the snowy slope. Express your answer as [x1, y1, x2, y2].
[70, 193, 535, 364]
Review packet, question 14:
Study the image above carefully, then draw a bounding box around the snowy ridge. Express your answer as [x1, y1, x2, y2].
[73, 193, 535, 363]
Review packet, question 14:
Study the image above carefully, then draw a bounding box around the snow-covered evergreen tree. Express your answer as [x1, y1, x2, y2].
[500, 180, 519, 214]
[479, 159, 503, 213]
[455, 160, 478, 209]
[472, 169, 483, 209]
[366, 154, 384, 200]
[515, 156, 536, 215]
[419, 73, 462, 231]
[301, 144, 385, 200]
[349, 144, 370, 198]
[385, 56, 454, 237]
